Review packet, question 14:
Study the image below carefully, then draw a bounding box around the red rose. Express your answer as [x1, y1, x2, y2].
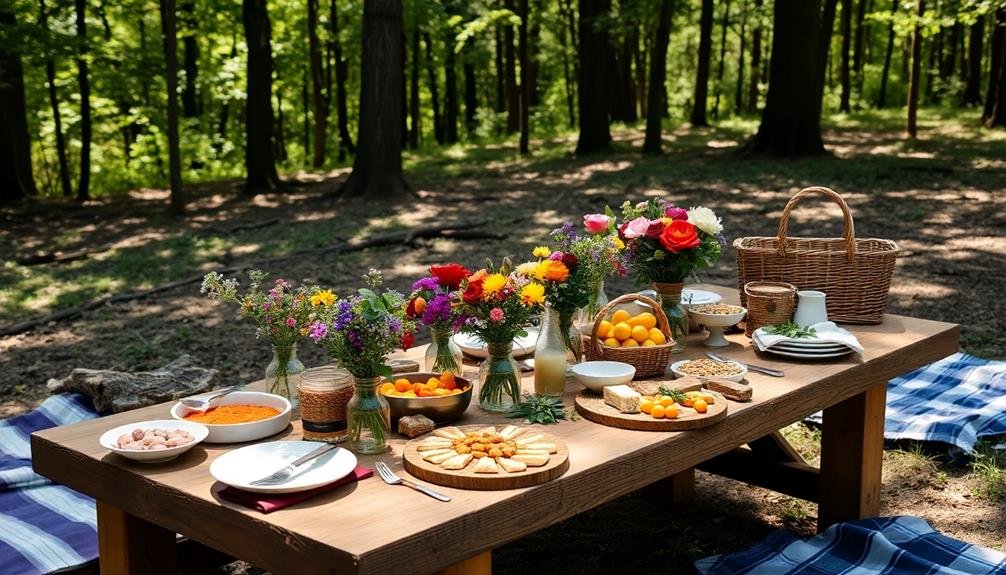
[645, 220, 665, 239]
[659, 220, 701, 253]
[462, 279, 484, 304]
[430, 263, 470, 290]
[401, 331, 415, 351]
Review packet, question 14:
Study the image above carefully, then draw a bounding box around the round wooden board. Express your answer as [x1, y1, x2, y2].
[402, 425, 570, 491]
[574, 389, 728, 431]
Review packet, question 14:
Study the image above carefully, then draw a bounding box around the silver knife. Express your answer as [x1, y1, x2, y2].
[248, 443, 341, 486]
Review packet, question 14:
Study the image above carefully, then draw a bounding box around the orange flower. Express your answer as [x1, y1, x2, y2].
[535, 260, 569, 282]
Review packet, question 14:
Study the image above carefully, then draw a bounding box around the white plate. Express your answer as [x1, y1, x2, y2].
[681, 289, 722, 307]
[99, 419, 209, 463]
[770, 339, 849, 350]
[771, 342, 850, 353]
[210, 441, 358, 494]
[764, 348, 853, 360]
[452, 328, 539, 359]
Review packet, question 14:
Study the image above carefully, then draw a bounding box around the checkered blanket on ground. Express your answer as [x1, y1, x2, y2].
[695, 516, 1006, 574]
[0, 394, 98, 575]
[807, 352, 1006, 454]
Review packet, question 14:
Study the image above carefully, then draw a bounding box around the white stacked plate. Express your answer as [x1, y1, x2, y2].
[452, 328, 539, 359]
[764, 339, 853, 359]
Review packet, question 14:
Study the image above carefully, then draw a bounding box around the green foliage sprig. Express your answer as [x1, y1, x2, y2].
[764, 322, 818, 339]
[506, 393, 569, 425]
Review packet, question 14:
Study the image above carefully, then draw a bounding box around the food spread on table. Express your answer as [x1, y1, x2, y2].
[417, 425, 557, 472]
[182, 405, 281, 424]
[114, 427, 196, 450]
[380, 372, 468, 398]
[576, 379, 729, 431]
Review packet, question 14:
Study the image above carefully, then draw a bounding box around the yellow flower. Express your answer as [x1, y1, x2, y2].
[532, 246, 552, 259]
[520, 282, 545, 306]
[514, 261, 538, 277]
[481, 273, 508, 298]
[612, 237, 625, 250]
[310, 290, 336, 307]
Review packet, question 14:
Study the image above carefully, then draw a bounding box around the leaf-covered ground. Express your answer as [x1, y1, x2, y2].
[3, 108, 1004, 572]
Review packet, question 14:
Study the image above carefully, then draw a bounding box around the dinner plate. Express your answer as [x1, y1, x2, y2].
[770, 339, 848, 350]
[681, 289, 721, 307]
[452, 328, 539, 359]
[764, 347, 853, 360]
[210, 441, 357, 494]
[771, 342, 850, 353]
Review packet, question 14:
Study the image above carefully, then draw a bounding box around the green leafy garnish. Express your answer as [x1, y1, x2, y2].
[506, 393, 569, 425]
[657, 385, 687, 402]
[764, 322, 817, 339]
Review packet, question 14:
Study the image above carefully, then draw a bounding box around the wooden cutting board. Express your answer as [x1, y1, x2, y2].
[574, 379, 728, 431]
[402, 425, 570, 491]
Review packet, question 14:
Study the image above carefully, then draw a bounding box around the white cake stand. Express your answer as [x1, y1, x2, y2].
[688, 308, 747, 347]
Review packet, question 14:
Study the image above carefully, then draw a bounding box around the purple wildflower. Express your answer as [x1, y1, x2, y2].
[387, 316, 402, 335]
[347, 330, 363, 349]
[411, 276, 440, 292]
[309, 322, 328, 342]
[549, 251, 564, 261]
[422, 294, 453, 325]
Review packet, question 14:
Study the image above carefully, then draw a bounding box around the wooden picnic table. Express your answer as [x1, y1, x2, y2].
[31, 285, 959, 575]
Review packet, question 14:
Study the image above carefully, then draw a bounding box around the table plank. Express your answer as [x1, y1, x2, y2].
[31, 285, 959, 575]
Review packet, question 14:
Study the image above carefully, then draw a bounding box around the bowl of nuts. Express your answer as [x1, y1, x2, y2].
[687, 303, 747, 347]
[100, 420, 209, 463]
[670, 358, 747, 383]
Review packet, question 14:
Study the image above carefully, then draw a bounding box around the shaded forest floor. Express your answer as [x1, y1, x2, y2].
[3, 108, 1005, 572]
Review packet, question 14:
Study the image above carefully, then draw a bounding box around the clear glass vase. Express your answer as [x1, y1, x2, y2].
[265, 343, 306, 406]
[346, 375, 390, 454]
[653, 282, 689, 354]
[478, 341, 522, 412]
[534, 306, 581, 395]
[424, 327, 464, 375]
[576, 279, 609, 334]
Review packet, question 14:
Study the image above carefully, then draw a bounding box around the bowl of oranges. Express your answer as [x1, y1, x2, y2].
[584, 294, 675, 378]
[379, 372, 472, 424]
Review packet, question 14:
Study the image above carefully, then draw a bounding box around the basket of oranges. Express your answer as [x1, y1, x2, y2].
[583, 294, 674, 378]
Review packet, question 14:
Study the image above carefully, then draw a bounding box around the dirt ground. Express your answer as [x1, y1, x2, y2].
[2, 116, 1004, 572]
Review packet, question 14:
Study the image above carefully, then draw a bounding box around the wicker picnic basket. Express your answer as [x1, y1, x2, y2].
[734, 186, 900, 324]
[583, 294, 674, 378]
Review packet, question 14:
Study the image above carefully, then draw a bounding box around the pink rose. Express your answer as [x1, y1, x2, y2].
[489, 308, 505, 323]
[285, 317, 297, 327]
[622, 216, 651, 239]
[664, 206, 688, 220]
[583, 214, 611, 234]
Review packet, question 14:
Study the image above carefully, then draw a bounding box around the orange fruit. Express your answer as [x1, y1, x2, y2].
[379, 382, 395, 395]
[417, 387, 435, 397]
[642, 339, 657, 347]
[665, 404, 679, 419]
[441, 377, 457, 391]
[693, 398, 708, 413]
[659, 397, 675, 407]
[433, 388, 450, 396]
[648, 328, 667, 345]
[611, 309, 631, 324]
[631, 325, 649, 343]
[412, 382, 425, 395]
[621, 339, 639, 348]
[603, 337, 621, 348]
[440, 372, 456, 386]
[394, 379, 412, 393]
[598, 320, 613, 337]
[699, 393, 715, 404]
[612, 322, 632, 341]
[651, 405, 666, 419]
[403, 391, 417, 398]
[640, 399, 654, 414]
[427, 377, 441, 388]
[449, 388, 462, 395]
[636, 312, 657, 329]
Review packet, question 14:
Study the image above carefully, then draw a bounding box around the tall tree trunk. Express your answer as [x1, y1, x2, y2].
[40, 0, 72, 198]
[839, 0, 852, 112]
[924, 29, 940, 104]
[409, 25, 421, 147]
[734, 1, 746, 116]
[906, 0, 924, 138]
[160, 0, 184, 214]
[643, 0, 674, 154]
[984, 9, 1006, 127]
[575, 0, 612, 153]
[711, 0, 730, 120]
[463, 63, 477, 135]
[242, 0, 281, 193]
[690, 0, 714, 126]
[0, 6, 36, 201]
[308, 0, 328, 166]
[275, 86, 288, 162]
[444, 34, 459, 143]
[329, 0, 354, 160]
[943, 23, 960, 93]
[634, 19, 646, 118]
[519, 0, 530, 154]
[876, 0, 896, 108]
[75, 0, 92, 202]
[747, 0, 763, 113]
[504, 0, 519, 134]
[301, 69, 310, 158]
[340, 0, 409, 198]
[180, 0, 199, 118]
[400, 32, 408, 148]
[423, 32, 444, 143]
[963, 15, 984, 106]
[743, 0, 825, 156]
[815, 0, 838, 113]
[494, 25, 505, 114]
[621, 29, 638, 122]
[558, 4, 576, 128]
[852, 0, 867, 81]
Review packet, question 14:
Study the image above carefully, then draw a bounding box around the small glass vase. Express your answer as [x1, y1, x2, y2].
[346, 375, 390, 454]
[653, 282, 689, 354]
[478, 341, 522, 412]
[424, 327, 464, 375]
[576, 279, 609, 334]
[534, 306, 581, 395]
[264, 343, 305, 406]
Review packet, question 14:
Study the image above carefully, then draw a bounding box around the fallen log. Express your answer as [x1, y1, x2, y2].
[16, 245, 111, 266]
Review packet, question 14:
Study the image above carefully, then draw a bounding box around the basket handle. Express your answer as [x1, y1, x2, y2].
[589, 293, 674, 353]
[776, 186, 856, 262]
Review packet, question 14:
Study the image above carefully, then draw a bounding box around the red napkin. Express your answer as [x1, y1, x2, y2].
[218, 465, 373, 513]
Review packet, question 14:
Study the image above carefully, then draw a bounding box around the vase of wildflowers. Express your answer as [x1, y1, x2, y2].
[455, 260, 544, 412]
[308, 270, 414, 454]
[201, 270, 314, 405]
[407, 264, 469, 375]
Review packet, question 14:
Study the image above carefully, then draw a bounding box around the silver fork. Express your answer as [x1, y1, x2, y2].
[374, 461, 451, 502]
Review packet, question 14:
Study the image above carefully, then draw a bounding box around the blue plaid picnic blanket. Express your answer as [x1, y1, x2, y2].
[695, 515, 1006, 574]
[1, 394, 99, 575]
[807, 352, 1006, 454]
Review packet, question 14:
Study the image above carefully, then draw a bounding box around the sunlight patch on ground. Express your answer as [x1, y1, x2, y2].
[706, 140, 739, 149]
[889, 281, 956, 299]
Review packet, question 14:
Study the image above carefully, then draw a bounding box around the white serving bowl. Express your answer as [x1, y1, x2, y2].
[670, 359, 748, 383]
[570, 361, 636, 392]
[99, 419, 209, 463]
[687, 306, 747, 347]
[170, 391, 292, 443]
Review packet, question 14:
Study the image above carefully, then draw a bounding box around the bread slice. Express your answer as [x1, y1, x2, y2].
[440, 453, 474, 470]
[498, 425, 524, 440]
[425, 450, 459, 465]
[434, 426, 466, 440]
[497, 457, 527, 473]
[473, 456, 500, 473]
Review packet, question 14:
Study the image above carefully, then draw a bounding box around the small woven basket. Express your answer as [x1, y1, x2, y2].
[582, 294, 674, 378]
[743, 281, 797, 336]
[734, 186, 900, 324]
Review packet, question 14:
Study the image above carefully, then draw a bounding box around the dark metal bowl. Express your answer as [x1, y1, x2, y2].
[383, 372, 473, 424]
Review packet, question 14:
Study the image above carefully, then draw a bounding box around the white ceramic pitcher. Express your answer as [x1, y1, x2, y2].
[793, 290, 828, 327]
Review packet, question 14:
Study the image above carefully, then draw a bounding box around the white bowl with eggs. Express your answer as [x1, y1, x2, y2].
[99, 419, 209, 463]
[170, 391, 292, 443]
[570, 361, 636, 392]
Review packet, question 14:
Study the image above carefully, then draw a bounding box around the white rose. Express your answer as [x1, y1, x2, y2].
[687, 206, 723, 235]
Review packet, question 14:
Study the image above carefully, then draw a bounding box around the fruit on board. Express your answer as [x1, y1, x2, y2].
[382, 373, 468, 398]
[599, 310, 667, 347]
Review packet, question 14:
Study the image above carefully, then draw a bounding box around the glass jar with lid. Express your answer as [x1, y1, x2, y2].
[297, 365, 353, 442]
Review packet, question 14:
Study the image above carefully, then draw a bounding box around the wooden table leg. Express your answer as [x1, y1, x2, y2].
[818, 381, 886, 531]
[434, 550, 491, 575]
[97, 501, 176, 575]
[642, 468, 695, 506]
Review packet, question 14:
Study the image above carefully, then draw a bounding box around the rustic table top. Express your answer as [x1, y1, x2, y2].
[32, 285, 959, 575]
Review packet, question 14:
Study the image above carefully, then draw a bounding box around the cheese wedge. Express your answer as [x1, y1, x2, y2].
[440, 453, 474, 470]
[603, 384, 641, 413]
[512, 452, 549, 466]
[420, 448, 454, 460]
[523, 442, 558, 454]
[514, 449, 550, 457]
[434, 426, 466, 440]
[473, 456, 500, 473]
[497, 457, 527, 473]
[515, 433, 544, 446]
[498, 425, 524, 440]
[425, 450, 459, 465]
[478, 426, 497, 436]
